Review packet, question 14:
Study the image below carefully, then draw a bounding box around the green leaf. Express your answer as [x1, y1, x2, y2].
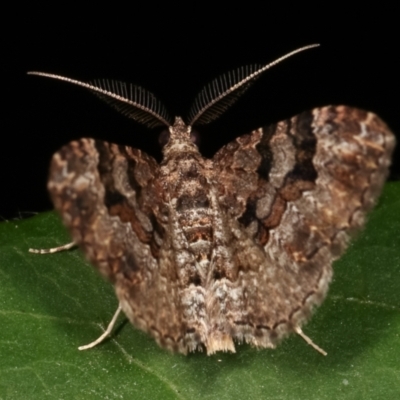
[1, 183, 399, 399]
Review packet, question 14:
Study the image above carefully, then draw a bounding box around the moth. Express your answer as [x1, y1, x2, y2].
[29, 44, 395, 355]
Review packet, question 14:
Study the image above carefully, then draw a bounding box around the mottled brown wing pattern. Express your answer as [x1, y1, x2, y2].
[211, 106, 395, 348]
[47, 106, 394, 356]
[48, 139, 189, 353]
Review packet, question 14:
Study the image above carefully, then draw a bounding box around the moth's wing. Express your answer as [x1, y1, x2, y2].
[212, 106, 395, 348]
[48, 139, 187, 353]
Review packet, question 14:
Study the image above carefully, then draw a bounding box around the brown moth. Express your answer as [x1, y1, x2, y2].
[29, 44, 395, 355]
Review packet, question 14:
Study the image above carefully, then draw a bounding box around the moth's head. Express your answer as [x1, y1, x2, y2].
[158, 117, 199, 156]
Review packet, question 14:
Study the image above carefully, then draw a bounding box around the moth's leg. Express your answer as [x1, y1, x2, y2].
[294, 326, 327, 356]
[29, 241, 76, 254]
[78, 304, 123, 351]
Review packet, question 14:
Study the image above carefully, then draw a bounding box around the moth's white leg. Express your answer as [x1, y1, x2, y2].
[29, 241, 76, 254]
[78, 304, 123, 351]
[294, 326, 327, 356]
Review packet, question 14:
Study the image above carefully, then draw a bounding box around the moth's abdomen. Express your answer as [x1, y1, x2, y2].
[176, 189, 213, 251]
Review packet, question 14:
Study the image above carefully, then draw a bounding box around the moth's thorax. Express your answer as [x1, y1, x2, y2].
[162, 117, 199, 160]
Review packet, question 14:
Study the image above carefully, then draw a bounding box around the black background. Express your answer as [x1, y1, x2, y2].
[2, 6, 399, 220]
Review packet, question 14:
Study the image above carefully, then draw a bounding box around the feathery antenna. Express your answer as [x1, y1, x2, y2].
[187, 44, 319, 126]
[27, 72, 172, 128]
[29, 45, 319, 129]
